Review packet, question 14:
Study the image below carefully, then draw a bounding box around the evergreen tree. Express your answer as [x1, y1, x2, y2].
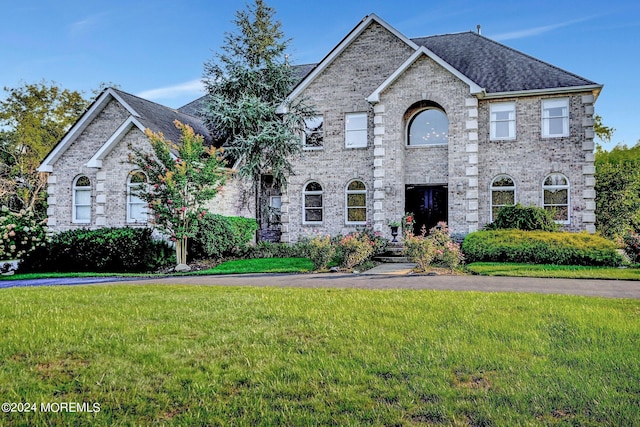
[201, 0, 314, 192]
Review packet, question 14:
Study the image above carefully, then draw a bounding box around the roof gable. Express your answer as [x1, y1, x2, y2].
[39, 88, 211, 172]
[279, 13, 417, 111]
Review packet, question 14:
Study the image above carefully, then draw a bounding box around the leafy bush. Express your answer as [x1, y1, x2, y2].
[337, 231, 376, 269]
[0, 208, 48, 260]
[404, 222, 463, 272]
[19, 227, 173, 273]
[244, 241, 309, 259]
[462, 230, 623, 266]
[485, 203, 559, 231]
[623, 230, 640, 264]
[306, 235, 335, 271]
[189, 214, 258, 260]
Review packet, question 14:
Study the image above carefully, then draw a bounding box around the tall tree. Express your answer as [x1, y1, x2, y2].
[129, 120, 228, 266]
[201, 0, 314, 193]
[0, 82, 89, 216]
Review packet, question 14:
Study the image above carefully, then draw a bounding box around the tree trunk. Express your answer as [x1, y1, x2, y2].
[175, 237, 188, 265]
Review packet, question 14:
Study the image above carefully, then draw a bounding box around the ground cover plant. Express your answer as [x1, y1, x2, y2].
[1, 285, 638, 425]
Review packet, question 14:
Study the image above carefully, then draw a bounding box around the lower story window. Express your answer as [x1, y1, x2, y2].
[543, 173, 570, 222]
[490, 175, 515, 220]
[303, 181, 323, 223]
[346, 180, 367, 224]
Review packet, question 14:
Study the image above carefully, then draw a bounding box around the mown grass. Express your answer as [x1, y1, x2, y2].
[1, 285, 638, 426]
[468, 262, 640, 280]
[0, 258, 312, 281]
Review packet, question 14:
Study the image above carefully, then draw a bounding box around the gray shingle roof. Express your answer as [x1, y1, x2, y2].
[113, 89, 213, 145]
[412, 32, 598, 93]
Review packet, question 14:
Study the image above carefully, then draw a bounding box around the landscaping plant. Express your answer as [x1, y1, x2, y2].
[337, 231, 376, 270]
[623, 230, 640, 264]
[306, 234, 335, 270]
[404, 222, 463, 272]
[0, 207, 48, 260]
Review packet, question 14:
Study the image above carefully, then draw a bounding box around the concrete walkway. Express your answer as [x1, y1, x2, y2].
[3, 270, 640, 299]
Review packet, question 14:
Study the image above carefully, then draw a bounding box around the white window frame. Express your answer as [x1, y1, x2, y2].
[490, 175, 516, 221]
[542, 98, 569, 138]
[72, 175, 91, 224]
[345, 112, 368, 148]
[127, 171, 148, 224]
[303, 116, 324, 150]
[406, 108, 449, 146]
[345, 180, 367, 225]
[542, 173, 570, 224]
[303, 181, 323, 224]
[490, 102, 516, 140]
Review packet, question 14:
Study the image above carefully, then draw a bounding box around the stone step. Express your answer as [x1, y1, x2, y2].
[374, 256, 410, 263]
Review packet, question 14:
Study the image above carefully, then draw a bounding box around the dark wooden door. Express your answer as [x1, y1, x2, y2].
[405, 185, 448, 234]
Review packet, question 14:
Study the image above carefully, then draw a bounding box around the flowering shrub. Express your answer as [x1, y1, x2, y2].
[623, 230, 640, 264]
[337, 231, 376, 269]
[307, 235, 335, 271]
[0, 207, 48, 260]
[404, 222, 464, 272]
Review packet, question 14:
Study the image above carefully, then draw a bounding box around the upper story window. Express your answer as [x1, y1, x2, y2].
[543, 173, 570, 223]
[73, 175, 91, 223]
[303, 181, 323, 223]
[490, 175, 516, 221]
[345, 180, 367, 224]
[407, 108, 448, 146]
[490, 102, 516, 140]
[127, 171, 148, 224]
[345, 112, 367, 148]
[303, 116, 324, 150]
[542, 98, 569, 138]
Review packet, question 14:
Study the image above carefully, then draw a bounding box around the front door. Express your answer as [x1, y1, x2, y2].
[405, 185, 448, 234]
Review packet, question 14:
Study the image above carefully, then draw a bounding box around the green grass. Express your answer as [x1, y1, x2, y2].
[0, 285, 638, 425]
[0, 257, 313, 281]
[468, 262, 640, 280]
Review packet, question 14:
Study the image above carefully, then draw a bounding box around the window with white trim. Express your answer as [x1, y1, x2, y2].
[490, 102, 516, 140]
[346, 180, 367, 224]
[127, 171, 148, 223]
[543, 173, 570, 223]
[407, 108, 448, 145]
[303, 116, 324, 149]
[73, 175, 91, 223]
[345, 112, 367, 148]
[303, 181, 323, 223]
[542, 98, 569, 138]
[490, 175, 516, 221]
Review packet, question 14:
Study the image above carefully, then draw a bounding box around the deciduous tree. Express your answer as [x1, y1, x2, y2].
[128, 120, 228, 266]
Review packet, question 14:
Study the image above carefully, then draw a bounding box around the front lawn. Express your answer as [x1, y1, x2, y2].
[1, 285, 638, 425]
[467, 262, 640, 280]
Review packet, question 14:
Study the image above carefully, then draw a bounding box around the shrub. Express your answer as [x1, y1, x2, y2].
[189, 214, 258, 260]
[623, 230, 640, 264]
[244, 241, 309, 259]
[19, 227, 173, 273]
[404, 222, 464, 272]
[0, 208, 48, 260]
[337, 231, 376, 269]
[486, 203, 560, 231]
[307, 235, 335, 271]
[462, 230, 623, 266]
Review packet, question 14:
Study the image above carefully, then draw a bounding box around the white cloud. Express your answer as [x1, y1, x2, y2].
[68, 13, 109, 37]
[490, 17, 591, 41]
[136, 79, 205, 101]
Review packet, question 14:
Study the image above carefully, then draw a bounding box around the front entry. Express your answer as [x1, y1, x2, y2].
[405, 185, 448, 235]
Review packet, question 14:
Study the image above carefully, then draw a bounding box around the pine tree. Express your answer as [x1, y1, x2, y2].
[201, 0, 314, 192]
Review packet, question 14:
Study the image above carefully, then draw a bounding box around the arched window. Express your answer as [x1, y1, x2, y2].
[490, 175, 516, 221]
[127, 171, 148, 223]
[73, 175, 91, 223]
[303, 181, 323, 223]
[346, 180, 367, 224]
[407, 108, 449, 145]
[543, 173, 570, 223]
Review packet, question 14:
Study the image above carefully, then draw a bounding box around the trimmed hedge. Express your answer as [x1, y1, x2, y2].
[19, 227, 173, 273]
[462, 230, 623, 266]
[188, 214, 258, 260]
[486, 203, 559, 231]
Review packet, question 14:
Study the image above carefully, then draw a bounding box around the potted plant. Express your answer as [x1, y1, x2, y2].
[388, 220, 401, 242]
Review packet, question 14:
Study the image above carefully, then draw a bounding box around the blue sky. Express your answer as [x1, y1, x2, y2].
[1, 0, 638, 150]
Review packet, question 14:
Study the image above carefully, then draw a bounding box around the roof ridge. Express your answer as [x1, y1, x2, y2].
[112, 87, 202, 120]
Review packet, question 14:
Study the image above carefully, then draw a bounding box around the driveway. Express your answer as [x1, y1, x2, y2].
[3, 273, 640, 299]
